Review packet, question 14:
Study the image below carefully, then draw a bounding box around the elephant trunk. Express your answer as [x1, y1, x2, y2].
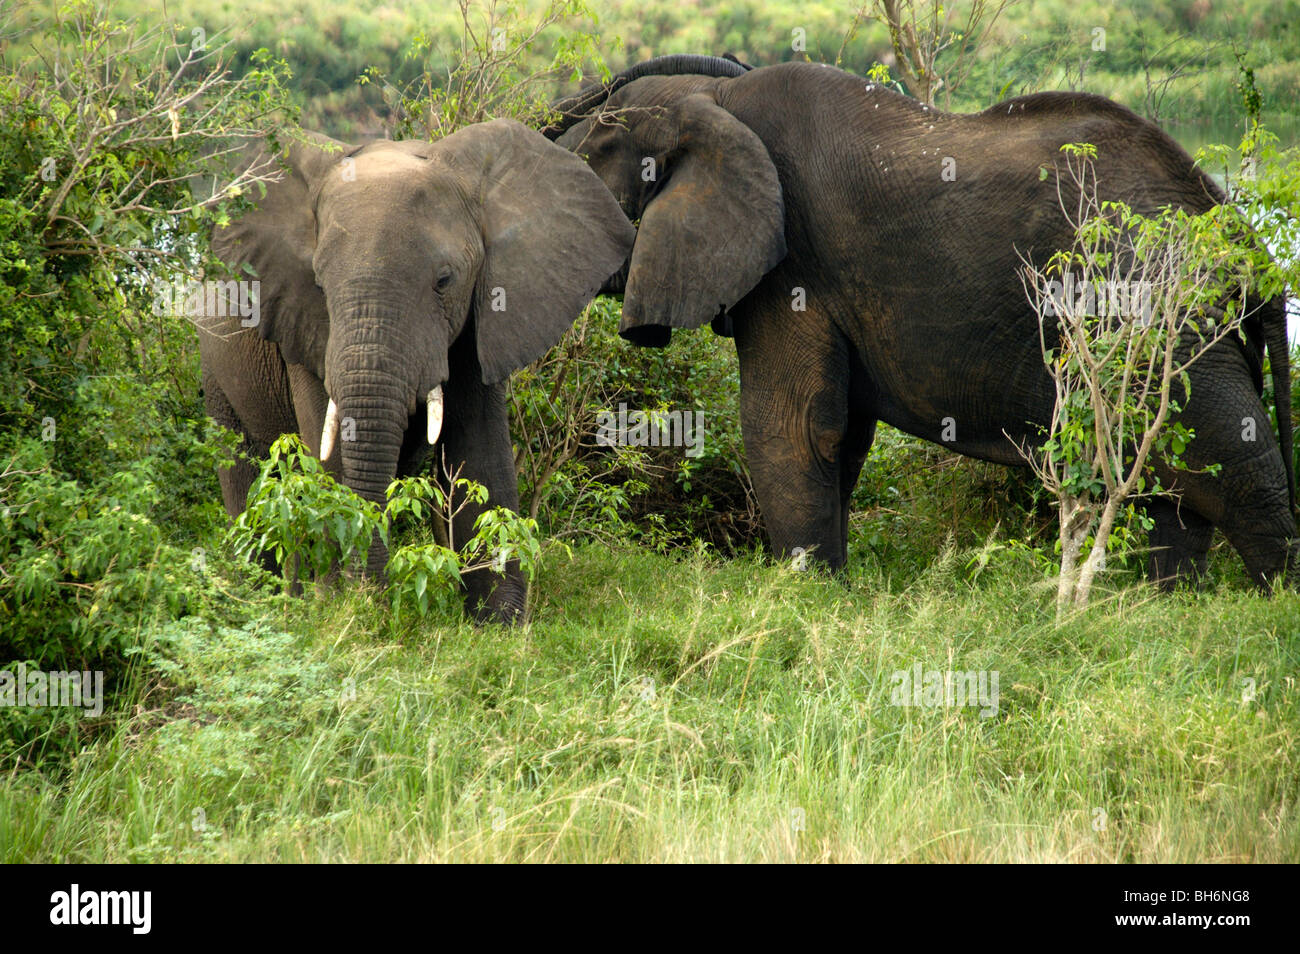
[324, 299, 448, 578]
[334, 380, 407, 499]
[332, 375, 407, 576]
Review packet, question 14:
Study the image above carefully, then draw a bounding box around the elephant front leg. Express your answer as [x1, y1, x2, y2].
[1144, 496, 1214, 590]
[735, 306, 860, 571]
[201, 348, 300, 580]
[437, 367, 527, 625]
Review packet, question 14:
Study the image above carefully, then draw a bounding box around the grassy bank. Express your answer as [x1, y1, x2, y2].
[40, 0, 1297, 137]
[4, 541, 1296, 863]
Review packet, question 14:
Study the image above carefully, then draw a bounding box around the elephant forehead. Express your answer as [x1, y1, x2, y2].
[336, 148, 429, 182]
[316, 155, 469, 214]
[354, 140, 467, 182]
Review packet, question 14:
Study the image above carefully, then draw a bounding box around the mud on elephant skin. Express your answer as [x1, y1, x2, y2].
[198, 120, 635, 623]
[547, 57, 1297, 590]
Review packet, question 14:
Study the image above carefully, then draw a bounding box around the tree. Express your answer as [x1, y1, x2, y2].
[0, 1, 294, 442]
[359, 0, 608, 140]
[1018, 141, 1292, 614]
[854, 0, 1016, 107]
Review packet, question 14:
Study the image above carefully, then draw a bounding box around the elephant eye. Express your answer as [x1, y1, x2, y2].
[435, 267, 453, 292]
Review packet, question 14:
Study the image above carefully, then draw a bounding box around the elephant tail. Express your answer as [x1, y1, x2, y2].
[1263, 293, 1295, 512]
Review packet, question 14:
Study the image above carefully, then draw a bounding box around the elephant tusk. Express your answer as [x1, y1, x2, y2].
[427, 386, 444, 446]
[320, 398, 339, 461]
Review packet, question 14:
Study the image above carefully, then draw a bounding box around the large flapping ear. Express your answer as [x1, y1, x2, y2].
[621, 93, 785, 344]
[433, 119, 636, 385]
[209, 131, 354, 379]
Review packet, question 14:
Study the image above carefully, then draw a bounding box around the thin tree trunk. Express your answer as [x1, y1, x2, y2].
[1057, 496, 1090, 616]
[1075, 496, 1121, 606]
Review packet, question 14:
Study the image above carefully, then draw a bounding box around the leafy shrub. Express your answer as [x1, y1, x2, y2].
[509, 297, 756, 552]
[0, 430, 258, 765]
[386, 475, 543, 621]
[0, 3, 295, 763]
[1, 440, 185, 663]
[231, 436, 380, 590]
[228, 435, 543, 620]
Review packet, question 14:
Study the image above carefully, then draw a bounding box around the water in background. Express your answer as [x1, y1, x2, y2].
[1166, 114, 1300, 156]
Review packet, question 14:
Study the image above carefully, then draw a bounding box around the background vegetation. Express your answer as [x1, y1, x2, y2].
[23, 0, 1296, 140]
[0, 0, 1297, 861]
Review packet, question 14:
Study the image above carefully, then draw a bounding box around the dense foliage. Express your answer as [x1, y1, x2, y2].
[0, 2, 294, 760]
[34, 0, 1300, 137]
[0, 2, 1297, 861]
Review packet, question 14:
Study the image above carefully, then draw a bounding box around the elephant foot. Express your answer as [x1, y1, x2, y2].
[463, 565, 527, 626]
[468, 597, 525, 626]
[1145, 499, 1213, 591]
[1242, 538, 1300, 592]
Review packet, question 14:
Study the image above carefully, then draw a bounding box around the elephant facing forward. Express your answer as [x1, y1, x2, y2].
[547, 57, 1296, 588]
[199, 120, 634, 622]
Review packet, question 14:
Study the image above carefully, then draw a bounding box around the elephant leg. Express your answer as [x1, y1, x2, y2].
[735, 302, 859, 570]
[1154, 344, 1298, 587]
[838, 354, 879, 557]
[435, 329, 527, 624]
[202, 369, 264, 520]
[199, 327, 299, 511]
[1144, 497, 1215, 590]
[200, 328, 301, 579]
[200, 366, 286, 579]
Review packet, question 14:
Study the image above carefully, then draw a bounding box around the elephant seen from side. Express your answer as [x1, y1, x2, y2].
[546, 56, 1296, 588]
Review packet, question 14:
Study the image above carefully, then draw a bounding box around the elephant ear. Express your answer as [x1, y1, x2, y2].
[621, 92, 786, 345]
[435, 119, 636, 385]
[210, 131, 353, 379]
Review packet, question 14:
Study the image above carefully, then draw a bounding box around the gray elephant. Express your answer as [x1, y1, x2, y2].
[198, 120, 635, 622]
[546, 56, 1296, 588]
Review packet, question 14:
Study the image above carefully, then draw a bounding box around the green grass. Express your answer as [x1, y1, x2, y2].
[32, 0, 1298, 139]
[3, 539, 1297, 862]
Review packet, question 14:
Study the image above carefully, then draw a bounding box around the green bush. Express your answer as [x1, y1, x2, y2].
[0, 2, 294, 763]
[229, 435, 544, 621]
[509, 297, 755, 552]
[0, 429, 258, 765]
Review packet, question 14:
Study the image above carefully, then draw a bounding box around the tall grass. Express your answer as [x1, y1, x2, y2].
[3, 541, 1296, 862]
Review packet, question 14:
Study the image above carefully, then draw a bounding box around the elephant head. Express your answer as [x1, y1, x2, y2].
[554, 75, 786, 345]
[212, 120, 635, 524]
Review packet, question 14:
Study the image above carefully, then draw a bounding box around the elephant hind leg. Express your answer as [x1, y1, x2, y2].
[1153, 343, 1299, 588]
[200, 326, 299, 515]
[1145, 497, 1214, 590]
[200, 371, 283, 580]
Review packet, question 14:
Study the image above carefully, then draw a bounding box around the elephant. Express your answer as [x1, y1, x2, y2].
[545, 56, 1297, 588]
[197, 119, 635, 622]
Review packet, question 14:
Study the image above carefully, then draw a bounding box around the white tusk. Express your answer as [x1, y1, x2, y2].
[320, 399, 339, 461]
[427, 386, 444, 446]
